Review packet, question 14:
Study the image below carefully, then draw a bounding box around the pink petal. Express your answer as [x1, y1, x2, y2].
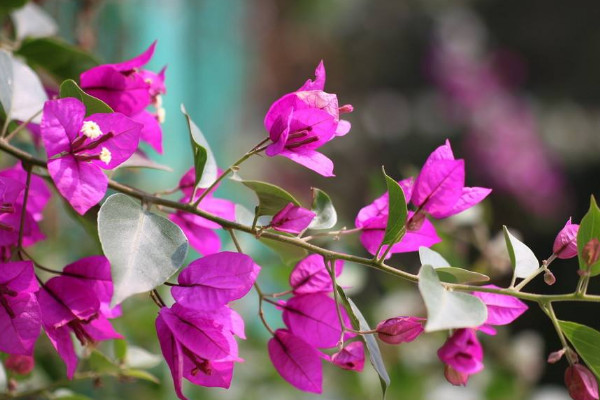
[44, 325, 78, 379]
[282, 293, 347, 348]
[423, 139, 455, 165]
[130, 110, 163, 154]
[298, 60, 326, 91]
[472, 285, 528, 326]
[335, 119, 351, 136]
[268, 329, 322, 393]
[433, 186, 492, 219]
[278, 149, 335, 177]
[172, 252, 260, 310]
[0, 260, 37, 293]
[47, 155, 108, 215]
[0, 293, 41, 355]
[411, 159, 465, 218]
[183, 359, 234, 389]
[156, 314, 186, 400]
[82, 314, 123, 341]
[553, 218, 579, 259]
[170, 212, 222, 255]
[41, 98, 85, 157]
[112, 41, 156, 71]
[265, 106, 293, 156]
[271, 203, 316, 234]
[330, 341, 365, 371]
[289, 254, 343, 294]
[160, 306, 231, 361]
[437, 328, 484, 375]
[38, 278, 99, 326]
[84, 113, 142, 169]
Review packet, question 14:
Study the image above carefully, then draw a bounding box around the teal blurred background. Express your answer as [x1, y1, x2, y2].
[12, 0, 600, 399]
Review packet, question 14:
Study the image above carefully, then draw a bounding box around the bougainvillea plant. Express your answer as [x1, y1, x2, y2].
[0, 4, 600, 400]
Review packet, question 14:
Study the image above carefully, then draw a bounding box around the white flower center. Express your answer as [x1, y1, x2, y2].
[157, 107, 166, 124]
[81, 121, 103, 139]
[99, 147, 112, 165]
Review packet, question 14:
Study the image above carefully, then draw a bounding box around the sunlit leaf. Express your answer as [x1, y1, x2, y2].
[503, 226, 539, 279]
[98, 194, 188, 306]
[59, 79, 113, 116]
[181, 104, 218, 190]
[578, 196, 600, 276]
[559, 320, 600, 380]
[381, 167, 407, 246]
[418, 264, 487, 331]
[241, 180, 301, 217]
[308, 187, 337, 230]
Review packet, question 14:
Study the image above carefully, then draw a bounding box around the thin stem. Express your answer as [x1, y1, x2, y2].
[515, 254, 556, 291]
[16, 163, 32, 250]
[327, 258, 346, 349]
[253, 282, 275, 336]
[1, 110, 11, 138]
[302, 227, 362, 242]
[228, 228, 244, 254]
[377, 227, 406, 263]
[266, 289, 294, 298]
[151, 289, 167, 308]
[191, 137, 270, 207]
[4, 138, 600, 305]
[4, 109, 42, 142]
[540, 301, 574, 363]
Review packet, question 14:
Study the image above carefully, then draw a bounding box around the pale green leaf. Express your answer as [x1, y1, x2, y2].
[308, 187, 337, 230]
[578, 196, 600, 276]
[98, 194, 188, 306]
[241, 180, 301, 217]
[181, 104, 217, 189]
[418, 264, 487, 332]
[503, 226, 539, 279]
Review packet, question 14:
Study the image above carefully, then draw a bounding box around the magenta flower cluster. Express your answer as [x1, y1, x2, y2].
[356, 139, 491, 258]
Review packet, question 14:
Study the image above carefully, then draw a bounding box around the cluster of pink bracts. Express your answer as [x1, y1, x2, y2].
[0, 42, 597, 400]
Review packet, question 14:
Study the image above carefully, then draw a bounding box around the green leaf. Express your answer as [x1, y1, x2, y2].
[54, 394, 94, 400]
[259, 235, 308, 264]
[419, 247, 489, 283]
[578, 196, 600, 276]
[559, 320, 600, 380]
[88, 350, 119, 374]
[418, 264, 487, 332]
[59, 79, 113, 116]
[503, 226, 539, 279]
[15, 37, 99, 81]
[241, 180, 301, 217]
[381, 167, 407, 246]
[181, 104, 217, 189]
[308, 187, 337, 230]
[98, 194, 189, 306]
[339, 292, 390, 398]
[121, 369, 160, 384]
[0, 0, 28, 14]
[434, 267, 490, 284]
[113, 339, 127, 363]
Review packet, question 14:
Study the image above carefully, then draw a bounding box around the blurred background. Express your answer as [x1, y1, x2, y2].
[6, 0, 600, 399]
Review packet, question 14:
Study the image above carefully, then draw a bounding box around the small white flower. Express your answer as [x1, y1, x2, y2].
[99, 147, 112, 165]
[81, 121, 103, 139]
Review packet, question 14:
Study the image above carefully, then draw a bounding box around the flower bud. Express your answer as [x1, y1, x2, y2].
[583, 239, 600, 267]
[544, 270, 556, 286]
[553, 218, 579, 259]
[331, 342, 365, 371]
[565, 364, 599, 400]
[4, 355, 34, 375]
[547, 349, 565, 364]
[376, 316, 425, 345]
[444, 364, 470, 386]
[437, 328, 484, 375]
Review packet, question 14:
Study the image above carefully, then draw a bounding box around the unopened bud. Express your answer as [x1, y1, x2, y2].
[331, 342, 365, 371]
[376, 316, 425, 345]
[583, 238, 600, 267]
[5, 355, 34, 375]
[548, 349, 566, 364]
[544, 270, 556, 285]
[444, 364, 469, 386]
[338, 104, 354, 114]
[565, 364, 599, 400]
